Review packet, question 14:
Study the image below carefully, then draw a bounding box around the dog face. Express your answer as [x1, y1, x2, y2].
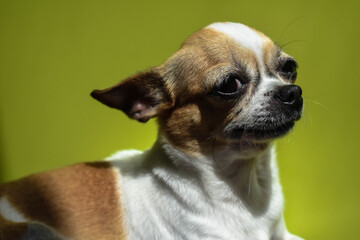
[210, 23, 302, 142]
[92, 22, 302, 157]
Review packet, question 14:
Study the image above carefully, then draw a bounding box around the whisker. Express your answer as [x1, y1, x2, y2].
[280, 39, 308, 49]
[278, 16, 305, 42]
[247, 166, 254, 200]
[212, 136, 225, 175]
[304, 98, 336, 118]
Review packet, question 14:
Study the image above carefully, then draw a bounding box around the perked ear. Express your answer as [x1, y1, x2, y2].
[91, 70, 172, 122]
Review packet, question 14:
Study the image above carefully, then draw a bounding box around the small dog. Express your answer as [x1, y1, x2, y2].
[0, 22, 303, 240]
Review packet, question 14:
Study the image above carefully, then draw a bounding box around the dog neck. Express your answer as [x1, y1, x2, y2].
[146, 135, 280, 213]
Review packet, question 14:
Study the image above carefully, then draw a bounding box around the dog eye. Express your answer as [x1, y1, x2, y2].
[216, 75, 243, 97]
[279, 59, 298, 81]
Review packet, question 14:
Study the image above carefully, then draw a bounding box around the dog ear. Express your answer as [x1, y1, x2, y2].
[91, 70, 172, 122]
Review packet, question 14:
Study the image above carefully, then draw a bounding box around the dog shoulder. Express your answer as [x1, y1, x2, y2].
[0, 160, 128, 239]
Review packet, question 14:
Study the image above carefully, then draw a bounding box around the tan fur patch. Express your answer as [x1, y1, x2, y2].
[0, 162, 126, 240]
[262, 41, 277, 65]
[262, 41, 281, 76]
[262, 42, 297, 83]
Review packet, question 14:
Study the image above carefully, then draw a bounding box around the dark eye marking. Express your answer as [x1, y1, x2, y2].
[277, 58, 298, 81]
[215, 74, 248, 98]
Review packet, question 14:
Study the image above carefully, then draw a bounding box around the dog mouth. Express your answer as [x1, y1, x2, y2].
[228, 121, 295, 141]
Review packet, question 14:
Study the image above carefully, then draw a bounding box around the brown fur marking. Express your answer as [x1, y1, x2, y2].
[0, 215, 27, 240]
[0, 162, 126, 240]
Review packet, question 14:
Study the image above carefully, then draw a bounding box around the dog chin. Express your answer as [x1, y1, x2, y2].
[228, 121, 296, 142]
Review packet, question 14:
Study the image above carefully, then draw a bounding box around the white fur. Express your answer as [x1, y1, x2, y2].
[244, 76, 289, 127]
[208, 22, 267, 71]
[106, 149, 142, 161]
[0, 196, 27, 222]
[108, 139, 300, 240]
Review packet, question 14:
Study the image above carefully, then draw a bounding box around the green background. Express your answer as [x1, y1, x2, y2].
[1, 0, 359, 239]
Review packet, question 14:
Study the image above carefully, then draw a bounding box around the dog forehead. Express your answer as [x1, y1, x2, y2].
[206, 22, 269, 63]
[161, 22, 280, 97]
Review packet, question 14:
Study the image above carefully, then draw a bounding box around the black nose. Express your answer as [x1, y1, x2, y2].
[275, 85, 302, 106]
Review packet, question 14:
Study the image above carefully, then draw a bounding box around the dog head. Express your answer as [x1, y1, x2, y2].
[91, 22, 302, 158]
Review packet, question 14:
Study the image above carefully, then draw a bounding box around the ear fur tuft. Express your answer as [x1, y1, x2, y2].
[91, 70, 171, 122]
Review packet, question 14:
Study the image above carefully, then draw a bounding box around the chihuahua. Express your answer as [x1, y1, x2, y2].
[0, 22, 303, 240]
